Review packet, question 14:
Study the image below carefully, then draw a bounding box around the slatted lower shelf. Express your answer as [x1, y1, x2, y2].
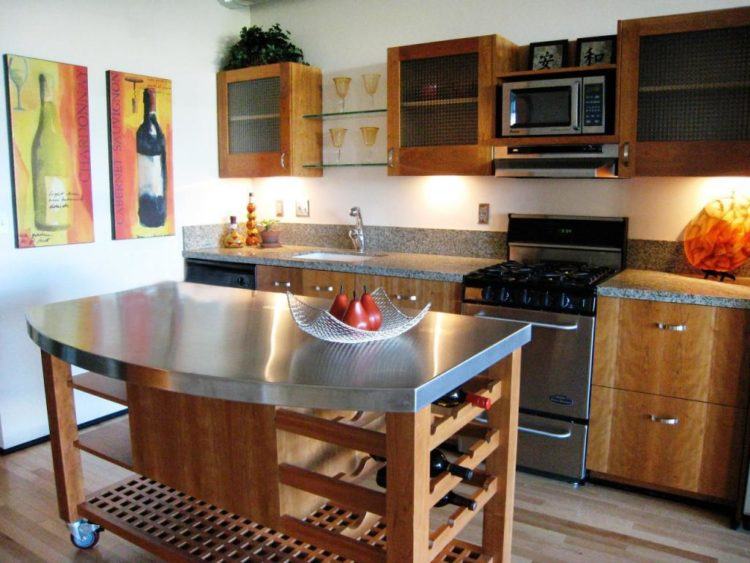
[78, 475, 489, 562]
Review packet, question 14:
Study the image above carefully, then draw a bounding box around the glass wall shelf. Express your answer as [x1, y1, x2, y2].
[303, 162, 387, 168]
[303, 108, 386, 119]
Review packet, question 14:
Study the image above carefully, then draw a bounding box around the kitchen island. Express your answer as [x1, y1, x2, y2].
[28, 282, 530, 562]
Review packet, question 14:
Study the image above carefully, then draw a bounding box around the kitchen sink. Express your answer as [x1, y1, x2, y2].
[294, 251, 377, 262]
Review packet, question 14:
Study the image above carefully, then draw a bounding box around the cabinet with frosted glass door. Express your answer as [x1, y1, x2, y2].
[387, 35, 516, 175]
[617, 7, 750, 177]
[217, 62, 322, 177]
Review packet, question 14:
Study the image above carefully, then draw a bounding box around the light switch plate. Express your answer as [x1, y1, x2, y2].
[295, 199, 310, 218]
[478, 203, 490, 225]
[275, 200, 284, 217]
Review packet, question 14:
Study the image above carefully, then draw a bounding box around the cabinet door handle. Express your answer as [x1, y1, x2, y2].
[387, 148, 394, 168]
[621, 142, 630, 165]
[280, 152, 287, 169]
[656, 322, 686, 332]
[313, 285, 334, 292]
[274, 281, 291, 288]
[394, 294, 417, 301]
[648, 414, 679, 425]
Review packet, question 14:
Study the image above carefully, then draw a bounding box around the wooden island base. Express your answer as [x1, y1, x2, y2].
[42, 349, 521, 562]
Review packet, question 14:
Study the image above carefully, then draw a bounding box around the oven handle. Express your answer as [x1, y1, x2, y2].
[472, 310, 578, 331]
[519, 425, 573, 440]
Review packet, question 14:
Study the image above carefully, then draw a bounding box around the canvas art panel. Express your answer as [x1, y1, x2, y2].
[4, 55, 94, 248]
[107, 71, 174, 239]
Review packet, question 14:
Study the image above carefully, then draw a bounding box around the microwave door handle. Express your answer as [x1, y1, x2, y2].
[571, 81, 581, 132]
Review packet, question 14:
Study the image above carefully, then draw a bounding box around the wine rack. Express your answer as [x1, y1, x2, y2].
[271, 362, 514, 562]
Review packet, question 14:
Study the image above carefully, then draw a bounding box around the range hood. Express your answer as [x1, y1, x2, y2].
[494, 144, 619, 179]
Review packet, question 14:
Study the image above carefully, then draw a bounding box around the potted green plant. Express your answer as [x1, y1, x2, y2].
[259, 218, 281, 248]
[222, 24, 306, 70]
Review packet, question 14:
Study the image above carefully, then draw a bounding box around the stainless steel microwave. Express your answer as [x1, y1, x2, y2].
[501, 76, 609, 136]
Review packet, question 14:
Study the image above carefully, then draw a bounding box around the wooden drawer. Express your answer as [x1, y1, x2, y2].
[255, 265, 304, 294]
[594, 297, 750, 407]
[355, 274, 462, 314]
[300, 269, 357, 299]
[588, 385, 745, 501]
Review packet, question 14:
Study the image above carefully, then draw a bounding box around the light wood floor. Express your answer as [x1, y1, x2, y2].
[2, 425, 750, 562]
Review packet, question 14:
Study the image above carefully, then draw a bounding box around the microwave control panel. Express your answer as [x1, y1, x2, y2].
[582, 78, 606, 134]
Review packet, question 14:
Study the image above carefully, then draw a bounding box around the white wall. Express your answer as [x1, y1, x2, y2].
[249, 0, 750, 240]
[0, 0, 251, 448]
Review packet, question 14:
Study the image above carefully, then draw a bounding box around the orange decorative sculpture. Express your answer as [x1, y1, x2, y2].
[245, 192, 261, 247]
[684, 193, 750, 278]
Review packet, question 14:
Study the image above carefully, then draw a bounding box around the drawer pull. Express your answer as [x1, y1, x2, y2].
[655, 323, 686, 332]
[395, 294, 418, 302]
[648, 414, 679, 425]
[273, 281, 291, 288]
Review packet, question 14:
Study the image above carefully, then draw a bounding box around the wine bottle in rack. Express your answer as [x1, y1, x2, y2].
[433, 386, 492, 410]
[375, 448, 474, 488]
[375, 466, 477, 511]
[435, 491, 477, 511]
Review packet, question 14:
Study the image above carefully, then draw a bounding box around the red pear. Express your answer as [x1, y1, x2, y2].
[342, 292, 370, 330]
[329, 285, 349, 320]
[361, 286, 382, 331]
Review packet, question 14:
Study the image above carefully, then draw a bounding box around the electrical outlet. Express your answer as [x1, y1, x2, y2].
[295, 199, 310, 218]
[478, 203, 490, 225]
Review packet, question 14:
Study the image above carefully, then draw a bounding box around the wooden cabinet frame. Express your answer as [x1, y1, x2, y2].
[617, 7, 750, 177]
[387, 35, 516, 176]
[217, 62, 322, 178]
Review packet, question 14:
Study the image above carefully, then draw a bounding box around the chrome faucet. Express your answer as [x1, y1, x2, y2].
[348, 206, 365, 253]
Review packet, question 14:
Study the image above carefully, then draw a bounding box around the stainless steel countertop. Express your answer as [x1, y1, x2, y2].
[26, 282, 531, 412]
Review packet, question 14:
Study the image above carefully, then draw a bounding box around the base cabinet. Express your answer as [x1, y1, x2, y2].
[254, 265, 462, 313]
[588, 385, 745, 501]
[589, 296, 750, 502]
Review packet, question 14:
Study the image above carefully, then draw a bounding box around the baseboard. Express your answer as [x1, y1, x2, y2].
[0, 409, 128, 455]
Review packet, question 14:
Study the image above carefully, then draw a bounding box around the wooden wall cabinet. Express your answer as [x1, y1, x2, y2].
[617, 7, 750, 177]
[217, 62, 322, 178]
[588, 296, 749, 501]
[387, 35, 516, 175]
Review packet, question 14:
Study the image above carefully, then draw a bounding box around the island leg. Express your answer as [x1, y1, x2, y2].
[482, 348, 522, 563]
[385, 408, 431, 562]
[41, 351, 84, 522]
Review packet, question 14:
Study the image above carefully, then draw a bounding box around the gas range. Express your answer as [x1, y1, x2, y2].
[463, 260, 617, 315]
[460, 214, 628, 484]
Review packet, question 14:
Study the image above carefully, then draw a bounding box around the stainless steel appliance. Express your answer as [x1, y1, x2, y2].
[500, 75, 611, 137]
[493, 144, 619, 178]
[461, 214, 627, 483]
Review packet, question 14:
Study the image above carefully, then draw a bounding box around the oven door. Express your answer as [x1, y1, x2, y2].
[502, 78, 581, 136]
[462, 302, 594, 420]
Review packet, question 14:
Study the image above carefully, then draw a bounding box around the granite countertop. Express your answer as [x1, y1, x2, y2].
[598, 269, 750, 309]
[183, 246, 498, 283]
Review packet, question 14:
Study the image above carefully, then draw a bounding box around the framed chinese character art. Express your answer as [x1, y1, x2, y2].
[107, 71, 174, 240]
[529, 40, 568, 70]
[4, 55, 94, 248]
[576, 35, 617, 67]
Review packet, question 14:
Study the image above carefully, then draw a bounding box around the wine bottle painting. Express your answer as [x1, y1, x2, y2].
[4, 55, 94, 248]
[107, 71, 174, 239]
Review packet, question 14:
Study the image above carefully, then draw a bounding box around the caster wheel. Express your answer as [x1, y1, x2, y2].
[70, 529, 99, 549]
